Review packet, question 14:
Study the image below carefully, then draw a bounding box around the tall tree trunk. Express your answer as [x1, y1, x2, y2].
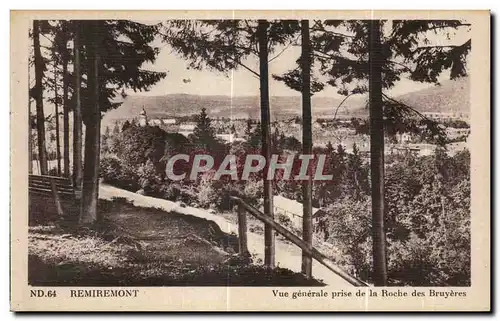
[53, 59, 61, 176]
[33, 20, 48, 175]
[257, 20, 274, 268]
[62, 52, 70, 178]
[80, 21, 101, 225]
[28, 55, 32, 174]
[300, 19, 313, 279]
[73, 21, 83, 189]
[368, 19, 388, 286]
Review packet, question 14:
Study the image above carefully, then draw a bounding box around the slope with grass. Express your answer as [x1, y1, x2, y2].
[97, 183, 355, 286]
[28, 195, 326, 286]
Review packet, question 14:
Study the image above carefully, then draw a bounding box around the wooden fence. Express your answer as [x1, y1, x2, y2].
[230, 196, 368, 287]
[28, 174, 79, 224]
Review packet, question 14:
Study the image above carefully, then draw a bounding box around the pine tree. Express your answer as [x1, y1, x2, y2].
[73, 20, 83, 189]
[51, 45, 62, 176]
[161, 20, 300, 267]
[193, 108, 217, 150]
[247, 122, 262, 150]
[273, 19, 470, 285]
[244, 119, 253, 138]
[101, 126, 111, 155]
[32, 20, 48, 175]
[271, 127, 282, 154]
[75, 20, 166, 224]
[80, 20, 102, 225]
[35, 20, 74, 178]
[60, 27, 71, 178]
[112, 121, 120, 135]
[122, 120, 132, 132]
[326, 141, 334, 154]
[346, 143, 368, 201]
[300, 19, 313, 279]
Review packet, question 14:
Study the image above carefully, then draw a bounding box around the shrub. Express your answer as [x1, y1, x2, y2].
[276, 212, 292, 227]
[137, 160, 163, 196]
[160, 183, 182, 201]
[100, 156, 140, 191]
[325, 151, 471, 286]
[326, 197, 372, 279]
[100, 157, 123, 184]
[241, 178, 263, 206]
[196, 171, 219, 208]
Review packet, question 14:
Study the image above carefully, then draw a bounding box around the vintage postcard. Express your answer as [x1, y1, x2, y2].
[10, 10, 490, 312]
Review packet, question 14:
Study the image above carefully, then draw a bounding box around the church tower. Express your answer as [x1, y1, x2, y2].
[139, 106, 148, 126]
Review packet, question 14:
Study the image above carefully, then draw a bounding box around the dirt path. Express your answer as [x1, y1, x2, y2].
[99, 183, 354, 287]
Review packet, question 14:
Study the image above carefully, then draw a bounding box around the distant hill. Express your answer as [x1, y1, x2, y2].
[102, 94, 364, 126]
[102, 77, 469, 126]
[396, 76, 470, 114]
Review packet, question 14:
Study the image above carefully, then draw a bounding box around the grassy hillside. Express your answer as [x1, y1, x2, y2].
[101, 77, 469, 126]
[396, 76, 470, 113]
[29, 198, 325, 286]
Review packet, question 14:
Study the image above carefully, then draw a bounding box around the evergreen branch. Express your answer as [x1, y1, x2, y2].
[381, 93, 448, 145]
[310, 28, 354, 38]
[231, 58, 260, 78]
[311, 20, 322, 29]
[310, 19, 354, 38]
[234, 44, 258, 56]
[415, 44, 467, 50]
[312, 52, 331, 60]
[268, 34, 300, 63]
[313, 49, 364, 64]
[382, 93, 431, 121]
[388, 60, 413, 72]
[423, 23, 471, 32]
[40, 32, 54, 44]
[244, 20, 255, 32]
[333, 93, 357, 120]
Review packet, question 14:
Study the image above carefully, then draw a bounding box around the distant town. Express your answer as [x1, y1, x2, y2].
[106, 107, 470, 160]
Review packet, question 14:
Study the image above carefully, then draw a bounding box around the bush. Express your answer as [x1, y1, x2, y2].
[241, 178, 263, 206]
[276, 212, 292, 227]
[193, 172, 238, 211]
[100, 156, 140, 192]
[160, 183, 182, 201]
[326, 197, 372, 280]
[195, 171, 219, 208]
[137, 160, 163, 196]
[325, 151, 471, 286]
[100, 157, 123, 183]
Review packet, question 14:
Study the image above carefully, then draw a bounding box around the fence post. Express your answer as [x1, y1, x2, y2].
[232, 196, 368, 286]
[50, 178, 65, 217]
[237, 202, 249, 258]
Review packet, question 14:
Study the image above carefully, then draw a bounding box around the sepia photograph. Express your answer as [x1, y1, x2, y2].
[10, 10, 490, 311]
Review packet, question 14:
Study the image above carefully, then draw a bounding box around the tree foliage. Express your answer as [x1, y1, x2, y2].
[192, 108, 219, 149]
[274, 20, 470, 143]
[161, 20, 301, 77]
[78, 20, 166, 124]
[32, 20, 167, 122]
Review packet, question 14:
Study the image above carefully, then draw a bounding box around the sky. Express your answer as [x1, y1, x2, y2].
[135, 44, 432, 99]
[31, 20, 471, 103]
[130, 20, 471, 99]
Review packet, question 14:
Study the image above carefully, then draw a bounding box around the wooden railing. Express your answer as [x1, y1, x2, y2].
[28, 175, 79, 223]
[230, 196, 368, 287]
